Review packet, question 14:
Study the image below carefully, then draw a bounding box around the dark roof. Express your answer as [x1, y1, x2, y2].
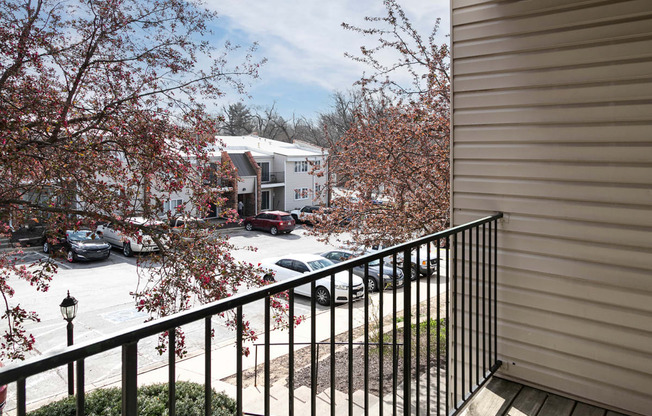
[229, 153, 257, 177]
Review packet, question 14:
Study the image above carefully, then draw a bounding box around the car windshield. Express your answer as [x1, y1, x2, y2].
[307, 258, 334, 270]
[68, 231, 100, 241]
[281, 215, 293, 221]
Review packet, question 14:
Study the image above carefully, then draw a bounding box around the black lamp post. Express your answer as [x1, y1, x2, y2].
[60, 291, 78, 396]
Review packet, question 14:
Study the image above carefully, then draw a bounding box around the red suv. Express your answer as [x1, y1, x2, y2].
[244, 211, 295, 235]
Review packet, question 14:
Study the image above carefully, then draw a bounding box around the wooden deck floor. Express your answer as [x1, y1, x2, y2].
[459, 377, 630, 416]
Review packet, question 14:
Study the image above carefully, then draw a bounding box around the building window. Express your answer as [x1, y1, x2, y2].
[164, 198, 183, 213]
[258, 162, 270, 182]
[315, 184, 322, 195]
[261, 190, 270, 210]
[294, 161, 308, 172]
[294, 188, 310, 200]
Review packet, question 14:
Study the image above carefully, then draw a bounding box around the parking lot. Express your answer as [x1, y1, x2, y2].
[6, 224, 447, 411]
[3, 226, 333, 406]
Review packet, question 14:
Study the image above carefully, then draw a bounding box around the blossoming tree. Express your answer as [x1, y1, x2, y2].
[0, 0, 286, 360]
[312, 0, 451, 249]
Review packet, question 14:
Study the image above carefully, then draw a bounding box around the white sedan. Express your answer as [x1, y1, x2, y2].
[96, 217, 163, 257]
[259, 253, 365, 306]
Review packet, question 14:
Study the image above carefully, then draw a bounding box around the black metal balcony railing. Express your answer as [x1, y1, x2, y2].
[261, 171, 284, 184]
[0, 213, 502, 416]
[203, 176, 232, 188]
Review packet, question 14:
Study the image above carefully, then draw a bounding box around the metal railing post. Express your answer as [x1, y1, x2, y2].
[169, 329, 176, 416]
[205, 316, 213, 416]
[289, 290, 295, 416]
[237, 307, 243, 415]
[122, 342, 138, 416]
[403, 247, 412, 416]
[75, 359, 84, 416]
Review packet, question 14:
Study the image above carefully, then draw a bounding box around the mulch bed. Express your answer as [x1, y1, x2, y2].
[222, 300, 447, 398]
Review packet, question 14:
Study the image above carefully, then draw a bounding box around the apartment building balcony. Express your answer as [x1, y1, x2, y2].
[261, 171, 285, 185]
[0, 213, 631, 416]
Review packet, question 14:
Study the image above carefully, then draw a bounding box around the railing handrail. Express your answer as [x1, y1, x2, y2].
[0, 212, 502, 386]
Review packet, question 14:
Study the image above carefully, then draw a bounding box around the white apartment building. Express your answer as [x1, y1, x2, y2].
[206, 135, 328, 217]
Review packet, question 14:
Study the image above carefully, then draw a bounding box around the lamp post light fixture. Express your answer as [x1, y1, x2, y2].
[59, 291, 78, 396]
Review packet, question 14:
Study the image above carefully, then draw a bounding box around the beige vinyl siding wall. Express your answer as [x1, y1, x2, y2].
[450, 1, 652, 415]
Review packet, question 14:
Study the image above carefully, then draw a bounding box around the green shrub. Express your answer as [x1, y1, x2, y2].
[28, 381, 236, 416]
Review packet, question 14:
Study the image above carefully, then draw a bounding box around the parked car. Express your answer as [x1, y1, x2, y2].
[289, 205, 323, 225]
[169, 216, 212, 243]
[96, 217, 163, 257]
[319, 249, 405, 292]
[43, 229, 111, 263]
[367, 243, 439, 280]
[244, 211, 295, 235]
[259, 253, 364, 306]
[9, 218, 46, 246]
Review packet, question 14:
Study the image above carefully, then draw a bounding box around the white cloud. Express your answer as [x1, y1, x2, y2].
[204, 0, 449, 116]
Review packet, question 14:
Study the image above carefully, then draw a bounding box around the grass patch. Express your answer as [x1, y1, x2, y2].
[373, 318, 447, 359]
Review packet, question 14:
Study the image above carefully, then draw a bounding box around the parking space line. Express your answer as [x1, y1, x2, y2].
[35, 252, 72, 270]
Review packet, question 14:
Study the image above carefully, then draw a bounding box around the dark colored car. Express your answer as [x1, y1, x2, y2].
[320, 249, 405, 292]
[43, 230, 111, 263]
[9, 218, 47, 246]
[244, 211, 295, 235]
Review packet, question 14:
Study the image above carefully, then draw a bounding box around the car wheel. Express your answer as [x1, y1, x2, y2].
[410, 264, 419, 280]
[367, 277, 378, 293]
[245, 223, 253, 231]
[105, 250, 111, 260]
[291, 214, 298, 221]
[270, 226, 278, 236]
[315, 286, 330, 306]
[123, 242, 133, 257]
[43, 242, 50, 253]
[263, 274, 275, 283]
[67, 250, 75, 263]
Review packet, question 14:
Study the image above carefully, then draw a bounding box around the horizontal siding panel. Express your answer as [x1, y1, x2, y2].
[498, 340, 652, 397]
[453, 0, 495, 9]
[455, 39, 652, 76]
[453, 178, 652, 206]
[454, 161, 652, 185]
[454, 60, 652, 92]
[499, 321, 652, 377]
[453, 212, 652, 251]
[493, 250, 650, 292]
[496, 232, 652, 271]
[452, 0, 623, 26]
[453, 124, 652, 143]
[455, 194, 652, 229]
[499, 268, 652, 315]
[454, 19, 652, 58]
[497, 286, 652, 335]
[454, 195, 652, 227]
[498, 303, 651, 358]
[454, 144, 652, 163]
[453, 0, 651, 41]
[453, 81, 652, 109]
[454, 103, 652, 125]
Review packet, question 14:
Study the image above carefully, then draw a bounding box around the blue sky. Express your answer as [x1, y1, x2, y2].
[204, 0, 450, 121]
